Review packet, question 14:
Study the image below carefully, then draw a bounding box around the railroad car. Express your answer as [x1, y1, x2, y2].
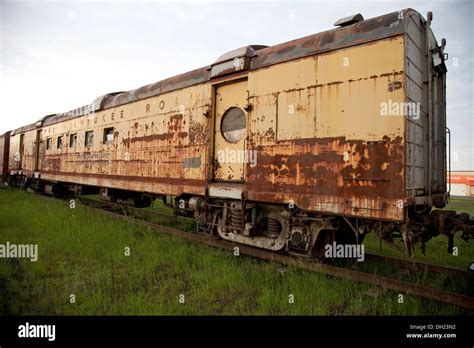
[8, 122, 42, 185]
[2, 9, 472, 257]
[0, 131, 11, 182]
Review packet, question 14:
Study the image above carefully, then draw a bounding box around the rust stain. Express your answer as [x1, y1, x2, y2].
[387, 80, 403, 92]
[247, 136, 404, 210]
[128, 133, 174, 143]
[189, 121, 207, 145]
[251, 11, 403, 69]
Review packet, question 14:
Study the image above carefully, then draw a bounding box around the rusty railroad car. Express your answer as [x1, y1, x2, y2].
[8, 122, 41, 180]
[0, 131, 11, 181]
[3, 9, 469, 256]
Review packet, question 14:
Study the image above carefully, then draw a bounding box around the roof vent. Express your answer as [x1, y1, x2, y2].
[211, 45, 268, 78]
[334, 13, 364, 27]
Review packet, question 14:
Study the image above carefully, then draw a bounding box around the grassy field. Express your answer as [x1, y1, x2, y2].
[362, 197, 474, 271]
[0, 188, 472, 315]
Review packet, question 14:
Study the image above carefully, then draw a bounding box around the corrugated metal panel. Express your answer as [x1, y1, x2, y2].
[404, 9, 448, 205]
[404, 10, 427, 196]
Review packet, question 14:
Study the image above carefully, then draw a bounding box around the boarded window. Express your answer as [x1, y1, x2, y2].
[85, 131, 94, 147]
[46, 138, 52, 150]
[103, 127, 114, 144]
[57, 136, 63, 149]
[70, 133, 77, 148]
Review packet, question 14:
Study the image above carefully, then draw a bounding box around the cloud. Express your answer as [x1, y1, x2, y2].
[0, 0, 472, 169]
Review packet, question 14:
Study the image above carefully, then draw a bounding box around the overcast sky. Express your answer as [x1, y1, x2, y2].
[1, 0, 472, 170]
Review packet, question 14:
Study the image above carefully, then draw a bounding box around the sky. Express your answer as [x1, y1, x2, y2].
[0, 0, 472, 170]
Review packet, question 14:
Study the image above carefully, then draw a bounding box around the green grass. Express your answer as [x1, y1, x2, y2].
[446, 197, 474, 216]
[0, 188, 472, 315]
[362, 198, 474, 272]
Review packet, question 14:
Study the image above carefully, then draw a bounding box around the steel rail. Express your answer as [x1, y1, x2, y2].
[364, 252, 469, 278]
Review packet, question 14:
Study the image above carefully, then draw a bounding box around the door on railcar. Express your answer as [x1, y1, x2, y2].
[213, 79, 248, 182]
[34, 130, 41, 171]
[18, 133, 24, 169]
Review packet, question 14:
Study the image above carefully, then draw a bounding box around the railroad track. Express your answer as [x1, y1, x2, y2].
[71, 195, 474, 311]
[364, 252, 469, 277]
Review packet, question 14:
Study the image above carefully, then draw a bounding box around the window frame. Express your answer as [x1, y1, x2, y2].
[103, 127, 114, 144]
[69, 133, 77, 148]
[85, 130, 94, 147]
[57, 135, 63, 149]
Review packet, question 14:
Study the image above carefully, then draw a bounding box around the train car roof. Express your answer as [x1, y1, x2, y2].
[39, 8, 422, 128]
[11, 120, 42, 135]
[42, 92, 124, 127]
